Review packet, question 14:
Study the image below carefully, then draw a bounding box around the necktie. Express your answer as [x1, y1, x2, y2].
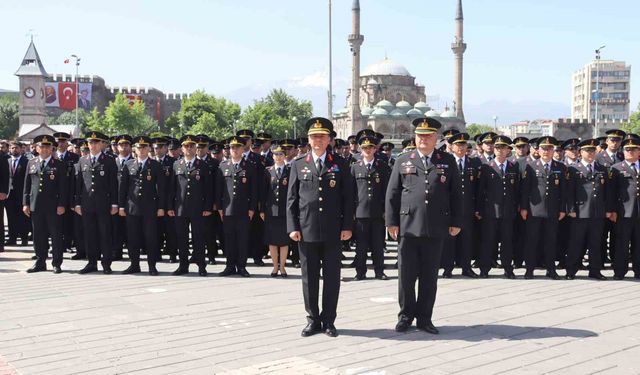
[91, 156, 96, 165]
[500, 163, 505, 177]
[11, 159, 17, 176]
[276, 167, 282, 178]
[632, 163, 638, 174]
[121, 159, 125, 168]
[458, 159, 463, 173]
[187, 161, 192, 169]
[234, 163, 239, 170]
[316, 158, 323, 173]
[587, 164, 593, 176]
[544, 163, 550, 174]
[367, 163, 372, 172]
[422, 156, 429, 168]
[40, 160, 46, 172]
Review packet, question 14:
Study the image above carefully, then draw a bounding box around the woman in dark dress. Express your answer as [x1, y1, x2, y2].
[262, 144, 290, 277]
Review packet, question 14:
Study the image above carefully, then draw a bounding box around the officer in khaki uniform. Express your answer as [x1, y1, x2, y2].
[118, 136, 166, 276]
[287, 117, 354, 338]
[386, 117, 463, 334]
[23, 135, 68, 273]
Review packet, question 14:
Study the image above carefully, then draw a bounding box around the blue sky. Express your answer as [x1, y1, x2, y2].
[0, 0, 637, 125]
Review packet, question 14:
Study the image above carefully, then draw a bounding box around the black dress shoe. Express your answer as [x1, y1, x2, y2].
[479, 271, 489, 278]
[613, 275, 624, 280]
[122, 264, 141, 274]
[71, 254, 85, 260]
[238, 268, 250, 277]
[53, 266, 62, 274]
[254, 259, 265, 266]
[565, 273, 576, 280]
[271, 271, 278, 277]
[218, 267, 236, 276]
[589, 272, 607, 280]
[301, 322, 322, 337]
[395, 320, 411, 332]
[354, 274, 366, 281]
[0, 247, 4, 253]
[172, 266, 189, 276]
[26, 263, 46, 273]
[103, 265, 113, 275]
[208, 259, 217, 265]
[198, 267, 208, 277]
[293, 261, 301, 269]
[324, 323, 338, 337]
[442, 270, 453, 278]
[20, 239, 29, 246]
[462, 269, 479, 278]
[149, 265, 159, 276]
[504, 271, 516, 279]
[79, 264, 98, 274]
[375, 273, 389, 280]
[31, 255, 38, 260]
[524, 270, 534, 279]
[281, 272, 288, 278]
[169, 256, 177, 264]
[546, 271, 559, 280]
[417, 321, 439, 334]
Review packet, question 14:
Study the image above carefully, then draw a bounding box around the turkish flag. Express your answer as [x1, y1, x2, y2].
[58, 82, 77, 110]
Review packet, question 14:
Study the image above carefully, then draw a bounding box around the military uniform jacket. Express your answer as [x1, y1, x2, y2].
[351, 158, 390, 219]
[8, 156, 28, 200]
[286, 152, 354, 242]
[217, 159, 258, 216]
[119, 159, 166, 216]
[156, 154, 175, 209]
[58, 151, 79, 208]
[596, 150, 623, 169]
[168, 158, 214, 218]
[520, 159, 567, 218]
[116, 155, 134, 183]
[566, 162, 611, 219]
[23, 157, 68, 212]
[476, 159, 520, 219]
[263, 164, 290, 218]
[610, 161, 640, 218]
[385, 149, 463, 238]
[75, 153, 118, 213]
[454, 155, 481, 218]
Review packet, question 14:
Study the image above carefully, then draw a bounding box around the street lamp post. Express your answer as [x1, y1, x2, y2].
[593, 45, 606, 137]
[292, 116, 298, 139]
[493, 115, 498, 132]
[70, 54, 81, 129]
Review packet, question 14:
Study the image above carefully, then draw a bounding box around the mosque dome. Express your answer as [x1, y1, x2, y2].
[407, 108, 423, 117]
[395, 100, 412, 111]
[367, 78, 379, 86]
[425, 109, 441, 117]
[362, 58, 411, 77]
[361, 106, 373, 116]
[390, 109, 407, 117]
[375, 99, 394, 112]
[414, 101, 431, 112]
[371, 107, 389, 117]
[440, 109, 457, 118]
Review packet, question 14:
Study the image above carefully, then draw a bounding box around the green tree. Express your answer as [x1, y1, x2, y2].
[52, 108, 89, 127]
[89, 93, 158, 136]
[85, 108, 105, 133]
[178, 90, 241, 138]
[622, 102, 640, 135]
[0, 95, 19, 139]
[239, 89, 313, 138]
[465, 123, 495, 140]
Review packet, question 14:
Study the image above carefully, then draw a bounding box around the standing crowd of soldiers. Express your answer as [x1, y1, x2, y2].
[2, 115, 639, 336]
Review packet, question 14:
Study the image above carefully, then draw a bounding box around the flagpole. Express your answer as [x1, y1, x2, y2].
[328, 0, 333, 119]
[71, 54, 81, 130]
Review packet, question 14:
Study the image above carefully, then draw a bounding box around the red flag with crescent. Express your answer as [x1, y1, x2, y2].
[58, 82, 77, 110]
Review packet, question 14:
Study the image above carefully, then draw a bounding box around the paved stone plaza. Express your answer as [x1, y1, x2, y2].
[1, 242, 640, 375]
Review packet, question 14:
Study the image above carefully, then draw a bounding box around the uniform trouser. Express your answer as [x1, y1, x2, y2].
[175, 216, 206, 268]
[480, 218, 514, 273]
[61, 209, 74, 250]
[354, 218, 385, 276]
[82, 211, 112, 266]
[73, 211, 85, 256]
[111, 215, 127, 258]
[158, 216, 177, 257]
[0, 201, 6, 245]
[126, 214, 159, 265]
[556, 217, 571, 265]
[567, 218, 604, 275]
[524, 217, 558, 273]
[601, 220, 616, 264]
[213, 213, 225, 254]
[299, 241, 341, 325]
[442, 216, 474, 272]
[613, 218, 640, 277]
[249, 214, 265, 260]
[289, 239, 300, 263]
[223, 215, 249, 269]
[513, 216, 526, 267]
[398, 236, 443, 324]
[6, 197, 29, 241]
[471, 217, 482, 262]
[32, 210, 64, 267]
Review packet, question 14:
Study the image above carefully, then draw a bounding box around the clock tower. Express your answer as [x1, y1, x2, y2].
[15, 38, 48, 126]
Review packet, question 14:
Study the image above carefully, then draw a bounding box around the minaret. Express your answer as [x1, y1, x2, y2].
[451, 0, 466, 121]
[348, 0, 364, 135]
[15, 37, 49, 126]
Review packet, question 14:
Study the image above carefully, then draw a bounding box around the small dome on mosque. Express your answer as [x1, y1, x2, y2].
[407, 108, 423, 117]
[390, 109, 407, 117]
[414, 101, 431, 112]
[361, 106, 373, 116]
[376, 99, 394, 112]
[371, 107, 389, 116]
[367, 78, 378, 85]
[440, 108, 457, 118]
[425, 109, 441, 117]
[395, 100, 412, 111]
[362, 57, 411, 77]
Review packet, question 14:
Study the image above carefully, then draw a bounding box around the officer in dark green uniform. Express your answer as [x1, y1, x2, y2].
[386, 117, 463, 334]
[23, 135, 69, 273]
[287, 117, 354, 338]
[118, 136, 166, 275]
[153, 137, 178, 263]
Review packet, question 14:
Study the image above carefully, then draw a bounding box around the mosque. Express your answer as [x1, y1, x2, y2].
[333, 0, 467, 139]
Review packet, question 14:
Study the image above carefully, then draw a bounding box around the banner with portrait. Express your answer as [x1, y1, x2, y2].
[45, 82, 59, 107]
